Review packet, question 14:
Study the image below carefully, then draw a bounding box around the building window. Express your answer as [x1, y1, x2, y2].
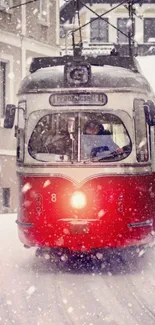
[60, 25, 65, 38]
[117, 18, 135, 44]
[144, 18, 155, 43]
[39, 0, 49, 23]
[0, 62, 6, 117]
[2, 188, 10, 208]
[90, 18, 109, 43]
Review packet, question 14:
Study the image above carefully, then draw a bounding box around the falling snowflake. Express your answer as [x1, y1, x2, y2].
[63, 299, 68, 304]
[26, 285, 36, 296]
[98, 210, 105, 218]
[42, 11, 47, 16]
[22, 183, 32, 193]
[23, 200, 31, 208]
[43, 180, 51, 188]
[63, 228, 70, 234]
[16, 23, 21, 30]
[126, 19, 132, 28]
[96, 252, 103, 260]
[56, 237, 64, 246]
[134, 32, 143, 43]
[68, 306, 74, 314]
[8, 72, 15, 80]
[6, 300, 12, 305]
[108, 272, 112, 276]
[33, 8, 38, 15]
[138, 249, 145, 257]
[60, 254, 68, 262]
[97, 185, 102, 190]
[26, 57, 33, 66]
[45, 254, 51, 262]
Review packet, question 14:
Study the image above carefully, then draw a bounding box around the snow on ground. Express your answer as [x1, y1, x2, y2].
[1, 213, 155, 325]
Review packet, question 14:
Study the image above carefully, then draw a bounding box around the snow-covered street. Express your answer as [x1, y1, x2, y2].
[1, 214, 155, 325]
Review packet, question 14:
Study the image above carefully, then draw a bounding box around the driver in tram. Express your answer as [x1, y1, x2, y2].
[83, 120, 124, 158]
[44, 129, 72, 156]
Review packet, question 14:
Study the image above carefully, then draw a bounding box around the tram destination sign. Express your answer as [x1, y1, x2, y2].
[49, 92, 107, 106]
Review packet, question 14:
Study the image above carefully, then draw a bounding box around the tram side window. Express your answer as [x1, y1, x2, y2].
[134, 99, 149, 162]
[17, 104, 25, 162]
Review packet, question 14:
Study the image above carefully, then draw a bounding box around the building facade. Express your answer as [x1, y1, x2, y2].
[0, 0, 60, 213]
[60, 0, 155, 55]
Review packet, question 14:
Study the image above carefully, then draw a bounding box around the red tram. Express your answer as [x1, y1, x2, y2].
[4, 54, 155, 259]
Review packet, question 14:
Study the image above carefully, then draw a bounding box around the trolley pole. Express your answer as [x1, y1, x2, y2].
[128, 0, 134, 57]
[63, 24, 78, 55]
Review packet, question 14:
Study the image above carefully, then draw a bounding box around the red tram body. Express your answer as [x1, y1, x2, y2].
[4, 55, 155, 256]
[19, 174, 154, 251]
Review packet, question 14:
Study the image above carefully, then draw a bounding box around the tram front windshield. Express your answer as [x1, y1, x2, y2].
[28, 112, 131, 162]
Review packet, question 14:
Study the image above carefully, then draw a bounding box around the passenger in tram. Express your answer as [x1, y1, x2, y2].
[28, 124, 44, 154]
[83, 120, 124, 158]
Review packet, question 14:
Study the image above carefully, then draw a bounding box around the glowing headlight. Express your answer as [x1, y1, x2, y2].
[71, 191, 87, 209]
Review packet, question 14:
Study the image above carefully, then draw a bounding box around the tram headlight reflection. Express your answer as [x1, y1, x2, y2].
[71, 191, 87, 209]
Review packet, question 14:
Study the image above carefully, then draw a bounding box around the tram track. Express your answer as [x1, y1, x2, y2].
[101, 267, 155, 325]
[124, 274, 155, 321]
[0, 292, 22, 325]
[131, 291, 155, 320]
[54, 268, 128, 325]
[53, 274, 76, 325]
[39, 251, 155, 325]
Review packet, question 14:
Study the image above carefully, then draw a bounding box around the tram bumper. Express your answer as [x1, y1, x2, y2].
[16, 218, 154, 252]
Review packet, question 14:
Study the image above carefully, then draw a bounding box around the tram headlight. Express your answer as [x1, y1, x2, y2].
[71, 191, 87, 209]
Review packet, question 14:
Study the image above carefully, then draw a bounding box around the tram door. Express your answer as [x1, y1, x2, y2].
[144, 102, 155, 230]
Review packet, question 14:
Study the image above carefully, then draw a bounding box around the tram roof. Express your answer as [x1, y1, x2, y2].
[29, 55, 138, 73]
[18, 55, 151, 95]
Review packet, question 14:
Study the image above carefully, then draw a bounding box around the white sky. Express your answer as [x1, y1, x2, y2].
[136, 55, 155, 92]
[60, 0, 65, 6]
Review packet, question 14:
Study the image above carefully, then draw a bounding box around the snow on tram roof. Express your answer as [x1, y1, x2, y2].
[18, 64, 151, 95]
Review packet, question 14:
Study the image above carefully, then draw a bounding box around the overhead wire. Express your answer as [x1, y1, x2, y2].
[79, 0, 137, 44]
[70, 0, 133, 34]
[5, 0, 38, 11]
[71, 0, 141, 47]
